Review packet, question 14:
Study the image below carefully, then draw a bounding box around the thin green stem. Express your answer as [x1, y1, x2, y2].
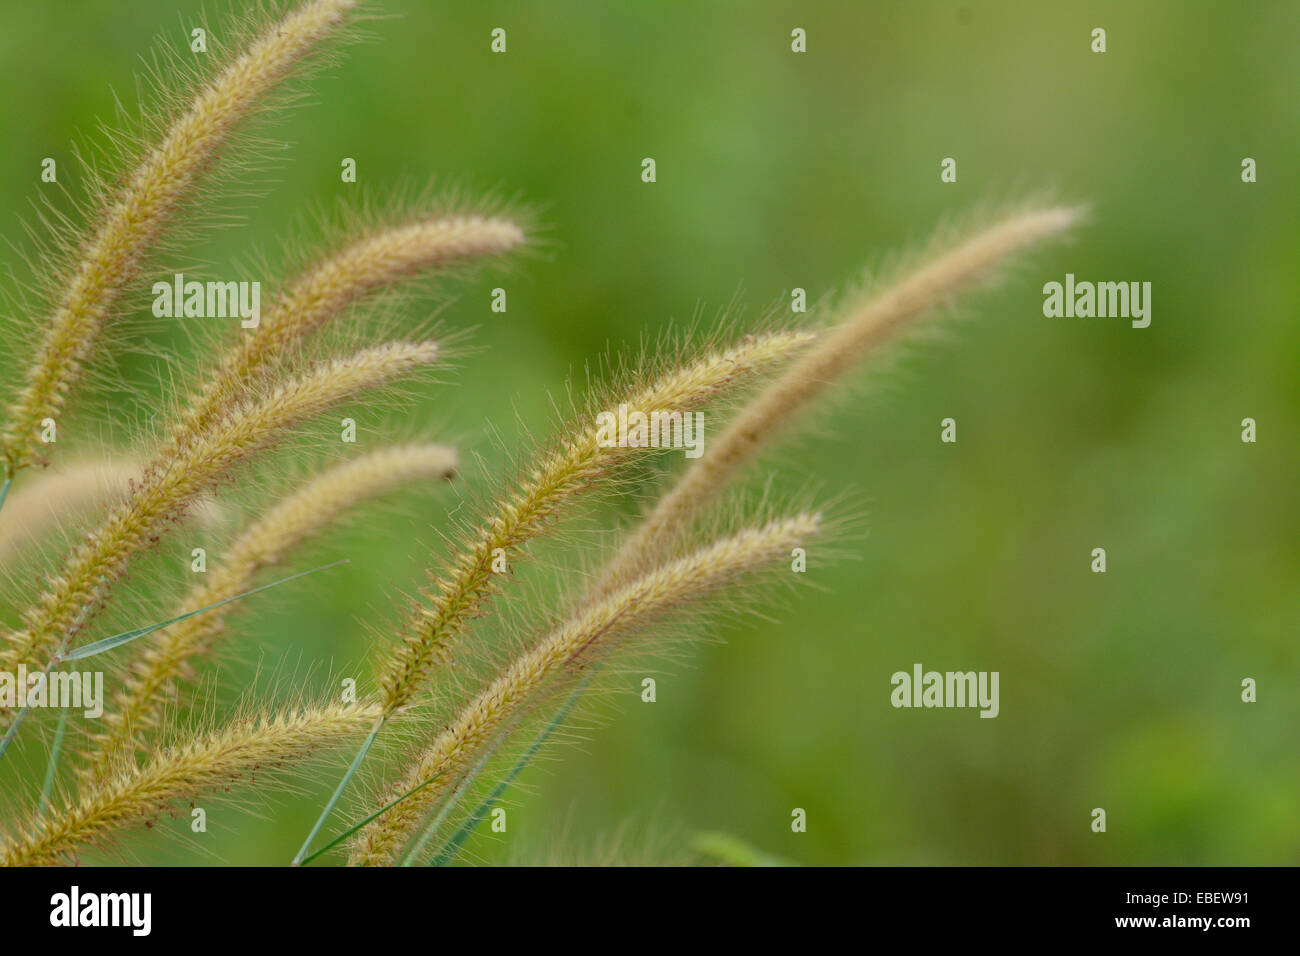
[1, 559, 351, 761]
[38, 709, 69, 814]
[298, 769, 446, 866]
[293, 714, 386, 865]
[427, 682, 584, 867]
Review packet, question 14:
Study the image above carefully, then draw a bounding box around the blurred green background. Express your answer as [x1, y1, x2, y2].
[0, 0, 1296, 865]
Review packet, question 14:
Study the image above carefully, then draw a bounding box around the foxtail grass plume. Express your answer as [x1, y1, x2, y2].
[0, 0, 360, 475]
[176, 214, 526, 442]
[0, 702, 381, 867]
[0, 341, 439, 716]
[375, 330, 814, 716]
[87, 444, 458, 781]
[351, 513, 821, 865]
[598, 205, 1084, 589]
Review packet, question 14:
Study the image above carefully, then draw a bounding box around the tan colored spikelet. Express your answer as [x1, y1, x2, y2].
[177, 215, 526, 440]
[0, 341, 439, 717]
[87, 443, 458, 781]
[0, 0, 360, 474]
[598, 205, 1083, 588]
[0, 702, 381, 867]
[374, 330, 814, 716]
[351, 513, 821, 866]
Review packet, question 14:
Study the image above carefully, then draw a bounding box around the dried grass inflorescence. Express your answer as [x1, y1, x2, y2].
[0, 703, 381, 867]
[0, 341, 440, 711]
[350, 513, 821, 866]
[86, 444, 459, 782]
[598, 204, 1084, 589]
[175, 214, 526, 443]
[0, 0, 1081, 867]
[0, 0, 360, 476]
[375, 330, 814, 717]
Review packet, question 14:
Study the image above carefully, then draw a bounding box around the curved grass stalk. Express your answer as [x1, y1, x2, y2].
[0, 341, 439, 728]
[175, 214, 525, 442]
[350, 512, 821, 866]
[596, 205, 1084, 590]
[0, 0, 360, 474]
[0, 702, 381, 867]
[87, 444, 457, 781]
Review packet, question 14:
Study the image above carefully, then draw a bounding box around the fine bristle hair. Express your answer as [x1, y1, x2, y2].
[84, 443, 458, 783]
[350, 512, 821, 866]
[0, 701, 381, 867]
[0, 0, 364, 477]
[0, 340, 439, 720]
[596, 203, 1084, 589]
[373, 329, 814, 717]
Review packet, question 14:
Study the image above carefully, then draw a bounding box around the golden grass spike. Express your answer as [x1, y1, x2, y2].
[351, 513, 821, 865]
[598, 205, 1084, 588]
[0, 0, 360, 474]
[375, 330, 814, 716]
[87, 443, 457, 780]
[0, 702, 381, 867]
[177, 214, 526, 440]
[0, 341, 439, 719]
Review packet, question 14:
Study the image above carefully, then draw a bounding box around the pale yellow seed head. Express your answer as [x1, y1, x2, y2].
[0, 0, 360, 473]
[600, 204, 1084, 589]
[0, 341, 439, 714]
[0, 702, 380, 867]
[87, 443, 458, 781]
[178, 214, 525, 440]
[352, 513, 820, 865]
[375, 330, 814, 715]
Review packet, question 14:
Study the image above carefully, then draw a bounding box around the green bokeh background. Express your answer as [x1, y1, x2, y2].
[0, 0, 1296, 865]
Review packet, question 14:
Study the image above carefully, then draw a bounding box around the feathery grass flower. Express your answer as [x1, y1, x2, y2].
[0, 341, 439, 722]
[0, 0, 360, 474]
[351, 513, 820, 865]
[0, 702, 380, 867]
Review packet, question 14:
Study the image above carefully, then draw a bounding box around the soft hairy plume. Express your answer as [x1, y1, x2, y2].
[86, 444, 458, 781]
[176, 214, 526, 441]
[0, 341, 439, 712]
[598, 205, 1083, 588]
[0, 702, 381, 867]
[0, 0, 360, 475]
[375, 330, 814, 715]
[351, 513, 821, 865]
